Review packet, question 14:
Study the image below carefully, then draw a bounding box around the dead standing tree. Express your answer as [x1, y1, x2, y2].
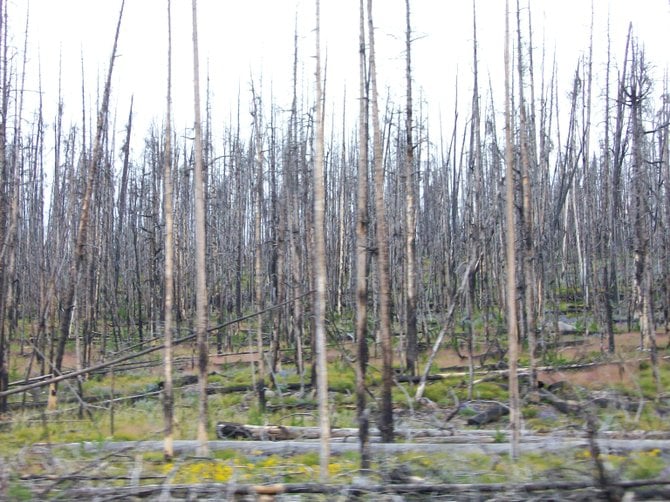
[660, 78, 670, 337]
[367, 0, 394, 444]
[163, 0, 175, 461]
[191, 0, 209, 457]
[515, 0, 538, 394]
[627, 43, 661, 394]
[0, 0, 15, 411]
[355, 0, 371, 472]
[287, 23, 306, 390]
[465, 0, 483, 399]
[403, 0, 418, 377]
[313, 0, 331, 481]
[251, 83, 267, 412]
[596, 21, 617, 354]
[504, 0, 521, 460]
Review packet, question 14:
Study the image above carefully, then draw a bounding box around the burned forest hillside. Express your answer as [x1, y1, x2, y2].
[0, 0, 670, 500]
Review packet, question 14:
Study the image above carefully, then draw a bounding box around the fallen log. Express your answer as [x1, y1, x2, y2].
[215, 423, 670, 444]
[215, 423, 364, 440]
[540, 389, 582, 414]
[53, 477, 670, 500]
[540, 385, 643, 415]
[61, 437, 670, 458]
[215, 423, 501, 441]
[466, 402, 509, 426]
[0, 292, 314, 399]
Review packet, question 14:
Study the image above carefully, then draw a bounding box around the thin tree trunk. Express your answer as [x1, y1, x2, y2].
[516, 0, 537, 396]
[191, 0, 209, 457]
[368, 0, 394, 444]
[0, 0, 7, 413]
[0, 1, 27, 412]
[355, 0, 370, 472]
[601, 19, 616, 354]
[466, 0, 483, 400]
[288, 23, 305, 392]
[629, 46, 661, 395]
[504, 0, 521, 460]
[251, 84, 266, 412]
[313, 0, 331, 481]
[163, 0, 175, 461]
[403, 0, 418, 377]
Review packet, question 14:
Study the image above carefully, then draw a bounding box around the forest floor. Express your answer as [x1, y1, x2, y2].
[1, 329, 670, 500]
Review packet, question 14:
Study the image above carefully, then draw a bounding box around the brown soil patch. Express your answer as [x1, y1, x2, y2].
[538, 361, 639, 388]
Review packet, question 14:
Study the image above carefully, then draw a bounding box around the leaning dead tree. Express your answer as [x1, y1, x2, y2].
[53, 0, 125, 407]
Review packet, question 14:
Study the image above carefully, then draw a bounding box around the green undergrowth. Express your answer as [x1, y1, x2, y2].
[4, 445, 666, 498]
[3, 353, 670, 454]
[1, 339, 670, 500]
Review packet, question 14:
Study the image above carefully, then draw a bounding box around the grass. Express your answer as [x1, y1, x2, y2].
[3, 353, 669, 446]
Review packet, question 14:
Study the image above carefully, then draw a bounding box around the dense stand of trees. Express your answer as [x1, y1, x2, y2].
[0, 0, 668, 461]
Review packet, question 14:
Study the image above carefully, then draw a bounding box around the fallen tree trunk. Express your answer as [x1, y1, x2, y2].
[0, 293, 314, 399]
[540, 389, 583, 414]
[539, 387, 643, 415]
[215, 422, 670, 443]
[64, 438, 670, 456]
[466, 402, 509, 426]
[215, 422, 480, 441]
[52, 477, 670, 500]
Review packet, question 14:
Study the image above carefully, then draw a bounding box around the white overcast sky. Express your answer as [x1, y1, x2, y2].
[10, 0, 670, 154]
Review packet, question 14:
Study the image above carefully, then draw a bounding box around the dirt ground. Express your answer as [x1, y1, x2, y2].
[538, 331, 669, 388]
[41, 328, 669, 392]
[206, 329, 669, 365]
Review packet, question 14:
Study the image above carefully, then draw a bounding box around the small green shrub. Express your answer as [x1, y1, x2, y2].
[7, 480, 33, 501]
[422, 381, 453, 405]
[522, 406, 538, 419]
[625, 449, 665, 479]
